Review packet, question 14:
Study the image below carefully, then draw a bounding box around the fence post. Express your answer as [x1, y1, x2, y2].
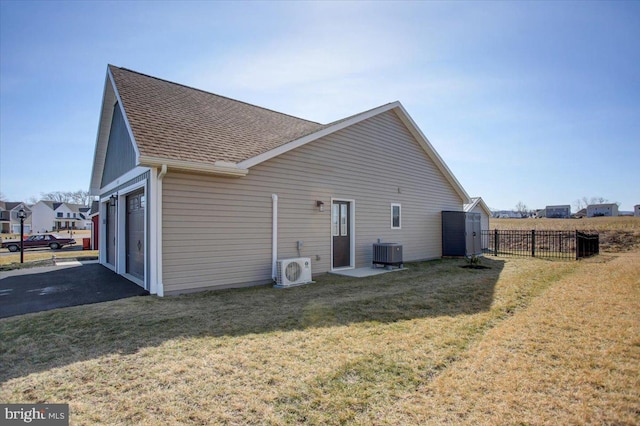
[531, 230, 535, 257]
[494, 229, 498, 256]
[575, 230, 579, 260]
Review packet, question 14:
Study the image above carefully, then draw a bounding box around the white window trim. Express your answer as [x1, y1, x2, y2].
[391, 203, 401, 230]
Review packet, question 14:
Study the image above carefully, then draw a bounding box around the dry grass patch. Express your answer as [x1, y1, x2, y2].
[389, 251, 640, 425]
[1, 252, 637, 424]
[492, 216, 640, 252]
[0, 250, 98, 267]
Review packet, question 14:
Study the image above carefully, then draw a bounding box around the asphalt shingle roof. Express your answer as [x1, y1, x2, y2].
[109, 66, 326, 164]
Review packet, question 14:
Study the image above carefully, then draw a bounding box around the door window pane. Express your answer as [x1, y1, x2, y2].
[340, 204, 347, 236]
[332, 204, 339, 236]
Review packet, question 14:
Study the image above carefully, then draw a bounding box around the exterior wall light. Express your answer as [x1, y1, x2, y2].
[109, 194, 117, 207]
[316, 200, 325, 212]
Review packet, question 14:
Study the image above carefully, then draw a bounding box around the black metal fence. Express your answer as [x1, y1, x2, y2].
[481, 230, 599, 260]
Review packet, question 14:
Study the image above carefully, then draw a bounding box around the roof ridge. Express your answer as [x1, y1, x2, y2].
[109, 65, 322, 125]
[323, 101, 397, 127]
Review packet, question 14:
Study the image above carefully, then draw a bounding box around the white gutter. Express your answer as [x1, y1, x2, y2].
[272, 194, 278, 280]
[139, 156, 248, 177]
[156, 164, 168, 297]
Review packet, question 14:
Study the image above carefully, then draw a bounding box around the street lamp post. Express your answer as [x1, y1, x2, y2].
[17, 208, 26, 264]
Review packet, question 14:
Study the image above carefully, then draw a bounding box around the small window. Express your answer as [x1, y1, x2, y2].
[57, 212, 63, 218]
[391, 204, 401, 229]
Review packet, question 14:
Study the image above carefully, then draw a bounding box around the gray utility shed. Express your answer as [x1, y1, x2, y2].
[442, 211, 482, 257]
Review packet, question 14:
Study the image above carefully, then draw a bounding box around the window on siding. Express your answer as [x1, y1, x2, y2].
[57, 212, 63, 218]
[391, 204, 401, 229]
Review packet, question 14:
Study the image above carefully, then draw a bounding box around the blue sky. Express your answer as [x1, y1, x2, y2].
[1, 1, 639, 211]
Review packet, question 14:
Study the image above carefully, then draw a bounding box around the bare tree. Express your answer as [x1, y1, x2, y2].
[576, 196, 610, 210]
[39, 189, 91, 206]
[40, 191, 68, 202]
[515, 201, 528, 217]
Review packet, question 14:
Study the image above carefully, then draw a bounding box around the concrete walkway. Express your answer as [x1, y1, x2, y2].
[0, 263, 148, 318]
[331, 266, 407, 278]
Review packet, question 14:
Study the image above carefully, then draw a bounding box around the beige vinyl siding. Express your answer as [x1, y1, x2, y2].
[162, 110, 463, 294]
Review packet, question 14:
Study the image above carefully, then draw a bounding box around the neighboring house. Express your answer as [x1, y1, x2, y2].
[634, 205, 640, 217]
[89, 65, 472, 296]
[0, 202, 32, 234]
[464, 197, 491, 232]
[31, 201, 92, 232]
[493, 210, 520, 219]
[587, 203, 619, 217]
[545, 205, 571, 219]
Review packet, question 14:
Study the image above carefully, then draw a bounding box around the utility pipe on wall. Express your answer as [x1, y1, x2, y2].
[272, 194, 278, 280]
[156, 164, 168, 296]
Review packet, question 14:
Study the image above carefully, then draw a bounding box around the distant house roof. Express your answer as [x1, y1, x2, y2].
[587, 203, 617, 208]
[1, 202, 26, 211]
[38, 201, 64, 210]
[89, 200, 100, 217]
[573, 208, 587, 218]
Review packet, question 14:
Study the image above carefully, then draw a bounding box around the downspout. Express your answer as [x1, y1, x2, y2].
[272, 194, 278, 280]
[156, 164, 168, 296]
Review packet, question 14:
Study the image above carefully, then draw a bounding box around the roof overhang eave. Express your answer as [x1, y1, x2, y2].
[138, 156, 249, 177]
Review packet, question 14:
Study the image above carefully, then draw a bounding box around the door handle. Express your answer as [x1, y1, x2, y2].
[137, 240, 142, 251]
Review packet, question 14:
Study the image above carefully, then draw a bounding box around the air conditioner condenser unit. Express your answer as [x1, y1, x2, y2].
[275, 257, 313, 288]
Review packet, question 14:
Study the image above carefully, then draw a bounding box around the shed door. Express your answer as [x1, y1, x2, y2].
[126, 189, 145, 283]
[465, 213, 481, 256]
[106, 201, 116, 265]
[332, 201, 351, 268]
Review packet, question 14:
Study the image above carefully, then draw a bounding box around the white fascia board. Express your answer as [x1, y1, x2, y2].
[89, 67, 142, 195]
[476, 198, 492, 216]
[392, 104, 471, 204]
[109, 67, 141, 161]
[238, 102, 401, 169]
[238, 101, 471, 205]
[464, 197, 491, 216]
[99, 166, 151, 195]
[89, 72, 114, 195]
[138, 156, 248, 177]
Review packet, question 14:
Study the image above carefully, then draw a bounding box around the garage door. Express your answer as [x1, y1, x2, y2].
[126, 189, 145, 284]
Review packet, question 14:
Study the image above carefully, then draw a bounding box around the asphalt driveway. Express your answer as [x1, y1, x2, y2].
[0, 263, 149, 318]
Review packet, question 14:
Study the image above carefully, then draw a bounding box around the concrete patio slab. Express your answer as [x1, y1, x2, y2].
[330, 266, 407, 278]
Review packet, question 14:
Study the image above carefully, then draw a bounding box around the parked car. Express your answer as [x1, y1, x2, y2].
[1, 234, 76, 252]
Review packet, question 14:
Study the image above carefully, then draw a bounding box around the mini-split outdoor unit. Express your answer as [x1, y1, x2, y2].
[275, 257, 313, 288]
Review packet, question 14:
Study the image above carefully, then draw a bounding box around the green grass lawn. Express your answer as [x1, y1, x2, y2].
[1, 254, 638, 424]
